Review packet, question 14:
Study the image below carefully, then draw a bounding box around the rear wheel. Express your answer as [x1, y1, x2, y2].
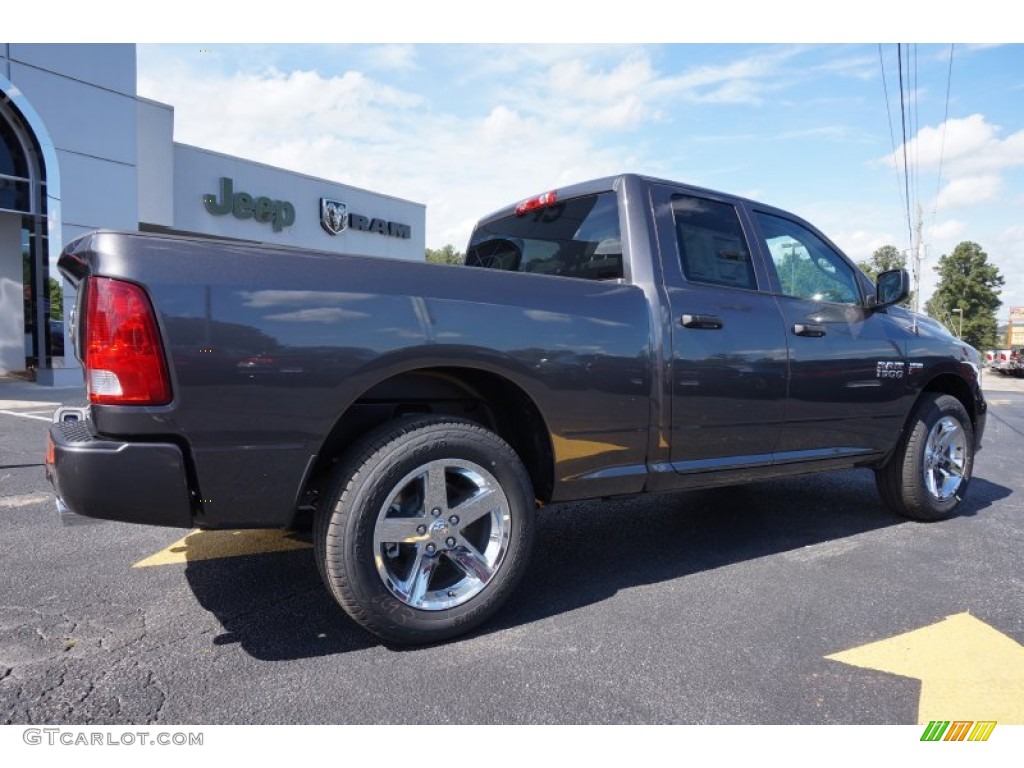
[875, 393, 974, 521]
[314, 416, 535, 644]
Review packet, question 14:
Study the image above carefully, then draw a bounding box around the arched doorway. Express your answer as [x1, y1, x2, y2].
[1, 76, 62, 381]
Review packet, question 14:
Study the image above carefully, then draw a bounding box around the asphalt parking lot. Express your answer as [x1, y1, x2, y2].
[1, 373, 1022, 725]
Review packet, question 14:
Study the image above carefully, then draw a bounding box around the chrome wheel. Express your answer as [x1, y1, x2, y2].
[372, 458, 512, 611]
[922, 415, 967, 502]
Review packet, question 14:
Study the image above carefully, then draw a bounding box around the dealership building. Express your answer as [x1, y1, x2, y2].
[1, 44, 425, 386]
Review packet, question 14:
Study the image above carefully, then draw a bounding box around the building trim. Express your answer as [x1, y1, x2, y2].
[0, 72, 62, 264]
[1, 72, 70, 385]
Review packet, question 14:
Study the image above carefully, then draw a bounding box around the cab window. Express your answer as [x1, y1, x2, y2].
[755, 212, 861, 305]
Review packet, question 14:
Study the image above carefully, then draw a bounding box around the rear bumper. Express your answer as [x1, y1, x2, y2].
[46, 419, 194, 528]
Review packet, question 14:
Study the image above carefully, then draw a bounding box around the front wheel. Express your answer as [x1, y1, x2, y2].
[314, 417, 535, 644]
[875, 393, 974, 521]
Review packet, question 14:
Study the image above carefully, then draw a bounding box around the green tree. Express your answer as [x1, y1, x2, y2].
[856, 245, 905, 282]
[924, 241, 1004, 349]
[425, 244, 463, 266]
[857, 245, 912, 307]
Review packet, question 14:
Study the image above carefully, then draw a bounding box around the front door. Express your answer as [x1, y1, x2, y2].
[749, 209, 907, 462]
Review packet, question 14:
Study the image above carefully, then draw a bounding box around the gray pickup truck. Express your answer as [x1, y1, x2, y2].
[46, 174, 986, 644]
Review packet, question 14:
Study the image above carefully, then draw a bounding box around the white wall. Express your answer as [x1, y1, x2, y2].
[172, 144, 425, 261]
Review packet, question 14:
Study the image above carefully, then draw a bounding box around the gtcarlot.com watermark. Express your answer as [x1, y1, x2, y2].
[23, 728, 203, 747]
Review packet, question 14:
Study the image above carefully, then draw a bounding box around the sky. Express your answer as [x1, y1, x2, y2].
[135, 41, 1024, 322]
[14, 0, 1018, 325]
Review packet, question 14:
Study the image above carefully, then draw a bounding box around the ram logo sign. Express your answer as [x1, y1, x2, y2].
[321, 198, 348, 235]
[319, 198, 411, 240]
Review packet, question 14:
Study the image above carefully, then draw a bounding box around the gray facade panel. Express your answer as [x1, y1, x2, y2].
[137, 99, 174, 227]
[9, 61, 137, 166]
[57, 150, 138, 232]
[8, 44, 136, 96]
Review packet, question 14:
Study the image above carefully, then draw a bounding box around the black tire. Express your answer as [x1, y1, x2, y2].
[875, 393, 974, 521]
[314, 416, 535, 644]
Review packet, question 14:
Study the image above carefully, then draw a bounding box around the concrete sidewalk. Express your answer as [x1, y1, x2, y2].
[0, 375, 86, 409]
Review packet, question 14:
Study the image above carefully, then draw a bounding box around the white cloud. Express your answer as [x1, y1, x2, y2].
[995, 225, 1024, 243]
[881, 114, 1024, 176]
[481, 105, 526, 143]
[139, 51, 659, 249]
[363, 45, 417, 72]
[928, 218, 967, 241]
[934, 175, 1003, 210]
[992, 225, 1024, 312]
[830, 229, 899, 262]
[661, 49, 796, 102]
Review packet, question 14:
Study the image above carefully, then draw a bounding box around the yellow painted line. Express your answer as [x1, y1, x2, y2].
[133, 529, 311, 568]
[987, 399, 1011, 405]
[827, 613, 1024, 724]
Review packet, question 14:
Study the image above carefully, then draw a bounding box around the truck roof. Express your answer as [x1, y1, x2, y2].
[472, 173, 791, 228]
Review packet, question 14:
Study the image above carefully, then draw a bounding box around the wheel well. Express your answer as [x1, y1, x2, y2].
[921, 373, 976, 427]
[308, 367, 554, 506]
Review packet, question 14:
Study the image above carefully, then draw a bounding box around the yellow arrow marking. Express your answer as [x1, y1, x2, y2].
[133, 529, 311, 568]
[827, 613, 1024, 724]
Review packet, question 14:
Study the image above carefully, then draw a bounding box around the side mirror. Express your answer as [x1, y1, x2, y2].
[875, 268, 909, 308]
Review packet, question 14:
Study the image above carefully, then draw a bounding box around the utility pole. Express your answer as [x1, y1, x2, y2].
[911, 203, 924, 314]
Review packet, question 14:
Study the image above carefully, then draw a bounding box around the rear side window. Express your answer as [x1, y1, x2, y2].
[466, 192, 623, 281]
[673, 195, 757, 290]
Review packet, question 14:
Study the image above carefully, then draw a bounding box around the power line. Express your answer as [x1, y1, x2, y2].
[910, 44, 920, 220]
[879, 45, 911, 250]
[897, 44, 914, 248]
[932, 44, 955, 228]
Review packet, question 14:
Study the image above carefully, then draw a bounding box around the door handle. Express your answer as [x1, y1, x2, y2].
[793, 323, 827, 337]
[681, 313, 723, 330]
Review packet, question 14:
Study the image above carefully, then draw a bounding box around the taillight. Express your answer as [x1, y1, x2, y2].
[515, 190, 558, 216]
[84, 277, 171, 405]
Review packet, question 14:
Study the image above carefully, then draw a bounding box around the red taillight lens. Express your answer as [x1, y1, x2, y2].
[84, 277, 171, 405]
[515, 190, 558, 216]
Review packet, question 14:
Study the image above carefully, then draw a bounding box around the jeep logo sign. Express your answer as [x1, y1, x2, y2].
[203, 177, 296, 232]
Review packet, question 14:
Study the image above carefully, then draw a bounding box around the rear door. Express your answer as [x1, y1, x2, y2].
[650, 184, 788, 474]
